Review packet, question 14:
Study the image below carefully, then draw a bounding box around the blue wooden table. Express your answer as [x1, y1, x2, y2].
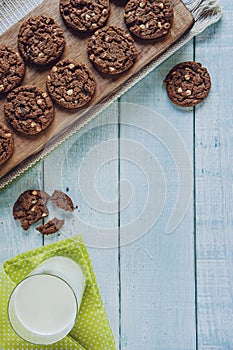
[0, 0, 231, 349]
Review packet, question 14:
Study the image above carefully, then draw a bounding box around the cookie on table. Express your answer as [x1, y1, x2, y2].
[87, 26, 138, 75]
[0, 121, 14, 167]
[4, 86, 54, 135]
[46, 59, 96, 109]
[0, 45, 25, 95]
[18, 15, 66, 65]
[13, 190, 50, 230]
[60, 0, 110, 33]
[164, 61, 211, 107]
[36, 217, 65, 235]
[50, 190, 74, 212]
[124, 0, 173, 40]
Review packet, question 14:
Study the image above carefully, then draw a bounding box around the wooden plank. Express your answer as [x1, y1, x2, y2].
[119, 41, 196, 349]
[43, 103, 120, 347]
[195, 1, 233, 348]
[0, 164, 43, 266]
[0, 0, 194, 181]
[0, 1, 44, 267]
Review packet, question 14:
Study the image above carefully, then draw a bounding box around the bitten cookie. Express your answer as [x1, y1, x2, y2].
[18, 15, 66, 65]
[50, 190, 74, 212]
[0, 45, 25, 95]
[164, 61, 211, 107]
[124, 0, 173, 40]
[46, 59, 96, 109]
[87, 26, 138, 75]
[0, 121, 14, 167]
[60, 0, 110, 33]
[4, 86, 54, 135]
[13, 190, 50, 230]
[36, 217, 65, 235]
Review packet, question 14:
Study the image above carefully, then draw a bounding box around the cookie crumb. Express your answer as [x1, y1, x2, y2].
[50, 190, 74, 212]
[36, 217, 64, 235]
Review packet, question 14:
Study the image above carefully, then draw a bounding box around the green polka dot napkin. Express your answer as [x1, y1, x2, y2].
[0, 235, 117, 350]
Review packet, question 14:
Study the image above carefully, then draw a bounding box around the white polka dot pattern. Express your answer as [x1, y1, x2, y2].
[0, 236, 116, 349]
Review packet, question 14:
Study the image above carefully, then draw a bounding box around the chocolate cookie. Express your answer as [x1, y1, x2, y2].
[164, 61, 211, 107]
[50, 190, 74, 212]
[4, 86, 54, 135]
[0, 45, 25, 95]
[60, 0, 110, 33]
[87, 26, 138, 75]
[124, 0, 173, 40]
[36, 217, 65, 235]
[46, 59, 96, 109]
[0, 121, 14, 167]
[13, 190, 50, 230]
[18, 15, 66, 65]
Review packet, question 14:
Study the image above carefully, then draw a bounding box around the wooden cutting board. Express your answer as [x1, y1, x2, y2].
[0, 0, 194, 181]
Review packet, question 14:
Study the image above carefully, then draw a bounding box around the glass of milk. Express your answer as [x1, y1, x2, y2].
[8, 256, 86, 345]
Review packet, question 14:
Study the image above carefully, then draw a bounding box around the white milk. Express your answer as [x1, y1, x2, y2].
[8, 256, 86, 345]
[30, 256, 86, 311]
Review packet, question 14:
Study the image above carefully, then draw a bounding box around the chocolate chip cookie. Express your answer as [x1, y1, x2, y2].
[87, 26, 138, 75]
[4, 86, 54, 135]
[60, 0, 110, 33]
[18, 15, 66, 65]
[50, 190, 74, 212]
[0, 121, 14, 167]
[124, 0, 173, 40]
[46, 59, 96, 109]
[36, 217, 65, 234]
[13, 190, 50, 230]
[164, 61, 211, 107]
[0, 45, 25, 95]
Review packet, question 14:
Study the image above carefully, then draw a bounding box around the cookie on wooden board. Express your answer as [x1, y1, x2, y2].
[4, 86, 54, 135]
[36, 217, 65, 235]
[87, 25, 138, 75]
[46, 59, 96, 109]
[50, 190, 74, 212]
[18, 15, 66, 65]
[0, 121, 14, 167]
[0, 44, 25, 95]
[13, 190, 50, 230]
[164, 61, 211, 107]
[124, 0, 173, 40]
[60, 0, 110, 33]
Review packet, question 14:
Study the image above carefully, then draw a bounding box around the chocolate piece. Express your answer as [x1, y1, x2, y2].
[18, 15, 66, 65]
[50, 190, 74, 212]
[36, 217, 65, 235]
[46, 59, 96, 109]
[4, 86, 54, 135]
[60, 0, 110, 33]
[0, 45, 25, 95]
[124, 0, 173, 40]
[13, 190, 50, 230]
[164, 61, 211, 107]
[87, 26, 138, 75]
[0, 121, 14, 167]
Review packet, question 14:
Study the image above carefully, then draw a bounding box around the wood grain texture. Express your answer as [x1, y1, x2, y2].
[119, 42, 196, 350]
[42, 103, 120, 347]
[0, 163, 43, 266]
[0, 0, 194, 180]
[0, 0, 230, 349]
[195, 1, 233, 348]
